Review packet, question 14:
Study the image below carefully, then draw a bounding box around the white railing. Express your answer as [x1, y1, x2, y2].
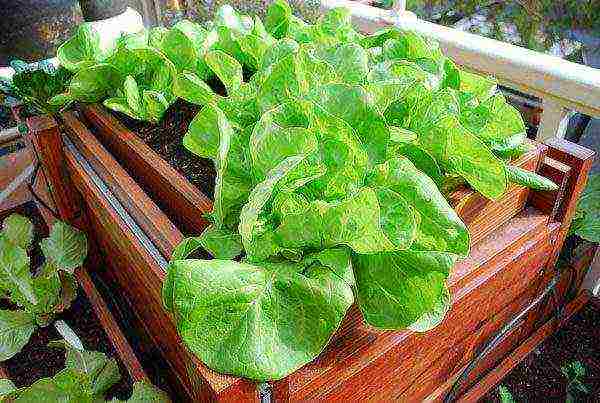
[322, 0, 600, 142]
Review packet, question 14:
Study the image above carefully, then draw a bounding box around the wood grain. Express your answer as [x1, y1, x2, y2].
[79, 105, 212, 235]
[544, 138, 595, 268]
[26, 115, 81, 224]
[56, 110, 594, 401]
[448, 140, 545, 246]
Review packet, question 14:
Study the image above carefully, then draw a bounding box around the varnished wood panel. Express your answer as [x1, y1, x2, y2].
[51, 111, 594, 401]
[448, 140, 546, 246]
[77, 268, 147, 382]
[457, 292, 590, 403]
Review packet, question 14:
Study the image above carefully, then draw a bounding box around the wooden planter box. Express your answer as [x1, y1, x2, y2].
[26, 104, 595, 402]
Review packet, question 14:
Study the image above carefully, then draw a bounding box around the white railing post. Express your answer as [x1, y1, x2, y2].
[537, 99, 572, 142]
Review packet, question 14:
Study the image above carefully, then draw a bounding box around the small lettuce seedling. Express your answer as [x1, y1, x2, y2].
[0, 214, 87, 361]
[0, 335, 170, 402]
[0, 60, 73, 116]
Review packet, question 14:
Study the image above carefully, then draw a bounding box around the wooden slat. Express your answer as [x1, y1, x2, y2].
[26, 116, 81, 224]
[79, 105, 212, 235]
[0, 148, 33, 213]
[544, 139, 596, 267]
[529, 157, 571, 219]
[77, 268, 147, 382]
[61, 111, 181, 260]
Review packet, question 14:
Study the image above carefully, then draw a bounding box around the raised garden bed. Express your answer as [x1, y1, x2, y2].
[19, 2, 596, 400]
[20, 99, 591, 401]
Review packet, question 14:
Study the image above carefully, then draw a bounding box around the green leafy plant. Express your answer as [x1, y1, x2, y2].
[498, 384, 516, 403]
[157, 1, 558, 381]
[562, 360, 589, 403]
[0, 336, 169, 402]
[0, 60, 73, 116]
[570, 174, 599, 243]
[0, 214, 87, 361]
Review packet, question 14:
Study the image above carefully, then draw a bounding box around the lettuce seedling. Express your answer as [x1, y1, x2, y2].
[0, 214, 87, 361]
[0, 60, 73, 115]
[0, 335, 169, 402]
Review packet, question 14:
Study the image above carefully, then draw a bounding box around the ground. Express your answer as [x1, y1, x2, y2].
[484, 300, 600, 402]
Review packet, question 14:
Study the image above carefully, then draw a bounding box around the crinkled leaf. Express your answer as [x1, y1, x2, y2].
[174, 71, 216, 105]
[67, 64, 123, 103]
[367, 157, 469, 255]
[274, 188, 398, 254]
[408, 285, 452, 332]
[57, 24, 106, 73]
[265, 0, 293, 39]
[354, 250, 455, 329]
[168, 258, 353, 380]
[308, 83, 389, 165]
[0, 309, 36, 361]
[2, 214, 33, 250]
[197, 226, 243, 259]
[40, 221, 88, 274]
[0, 237, 36, 305]
[461, 94, 526, 159]
[205, 50, 243, 94]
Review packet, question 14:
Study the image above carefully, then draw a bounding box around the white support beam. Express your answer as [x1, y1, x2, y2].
[537, 100, 572, 142]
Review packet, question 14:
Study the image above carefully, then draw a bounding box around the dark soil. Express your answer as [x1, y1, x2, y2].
[113, 99, 217, 199]
[483, 301, 600, 402]
[0, 105, 16, 130]
[1, 204, 133, 400]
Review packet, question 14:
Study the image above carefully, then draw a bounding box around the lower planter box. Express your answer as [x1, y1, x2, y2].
[25, 108, 595, 401]
[0, 203, 147, 399]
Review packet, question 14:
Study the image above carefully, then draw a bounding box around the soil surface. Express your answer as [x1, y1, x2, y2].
[113, 99, 217, 199]
[483, 301, 600, 402]
[1, 204, 133, 400]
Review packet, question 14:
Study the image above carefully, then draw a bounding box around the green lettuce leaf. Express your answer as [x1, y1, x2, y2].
[167, 258, 353, 381]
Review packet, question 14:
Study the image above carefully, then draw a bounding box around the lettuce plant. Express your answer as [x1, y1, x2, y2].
[0, 338, 169, 402]
[0, 214, 87, 361]
[570, 173, 599, 243]
[0, 60, 73, 115]
[159, 1, 558, 381]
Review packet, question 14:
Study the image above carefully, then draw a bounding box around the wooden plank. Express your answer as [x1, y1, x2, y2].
[458, 292, 590, 402]
[77, 268, 147, 382]
[26, 115, 81, 224]
[544, 139, 595, 266]
[0, 148, 33, 213]
[78, 105, 212, 235]
[61, 111, 182, 260]
[529, 157, 571, 219]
